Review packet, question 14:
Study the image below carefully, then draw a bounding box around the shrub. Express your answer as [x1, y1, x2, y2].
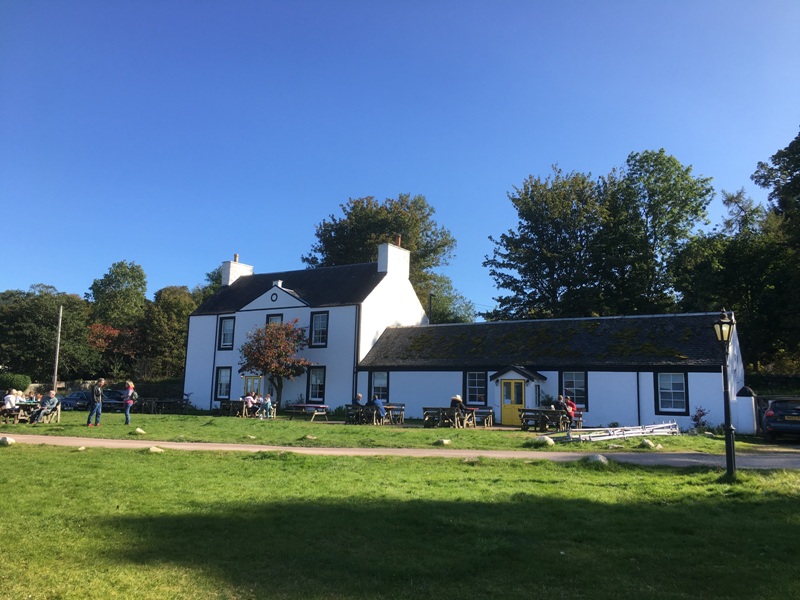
[0, 373, 32, 393]
[691, 406, 711, 430]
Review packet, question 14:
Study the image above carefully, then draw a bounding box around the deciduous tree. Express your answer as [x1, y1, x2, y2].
[86, 260, 148, 329]
[238, 320, 312, 408]
[303, 194, 475, 322]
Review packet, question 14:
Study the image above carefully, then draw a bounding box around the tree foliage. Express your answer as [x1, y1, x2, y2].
[484, 168, 601, 319]
[303, 194, 474, 322]
[484, 151, 713, 320]
[86, 260, 148, 329]
[141, 286, 198, 379]
[0, 286, 99, 381]
[238, 320, 312, 407]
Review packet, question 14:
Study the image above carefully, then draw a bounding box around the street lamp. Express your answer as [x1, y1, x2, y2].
[713, 308, 737, 478]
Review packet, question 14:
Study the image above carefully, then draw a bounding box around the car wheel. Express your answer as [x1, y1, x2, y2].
[764, 431, 777, 443]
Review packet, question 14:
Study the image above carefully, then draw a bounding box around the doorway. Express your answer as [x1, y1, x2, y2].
[500, 379, 524, 426]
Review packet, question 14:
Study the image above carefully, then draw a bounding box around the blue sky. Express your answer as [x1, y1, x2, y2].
[2, 1, 798, 316]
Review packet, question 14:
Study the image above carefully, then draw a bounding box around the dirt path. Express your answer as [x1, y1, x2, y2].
[7, 433, 800, 469]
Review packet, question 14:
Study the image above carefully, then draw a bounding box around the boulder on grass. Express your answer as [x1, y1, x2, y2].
[639, 439, 656, 449]
[434, 439, 451, 446]
[0, 436, 15, 446]
[585, 454, 609, 465]
[134, 427, 146, 435]
[149, 446, 164, 453]
[524, 435, 555, 448]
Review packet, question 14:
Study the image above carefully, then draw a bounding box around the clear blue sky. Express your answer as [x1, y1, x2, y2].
[2, 1, 798, 316]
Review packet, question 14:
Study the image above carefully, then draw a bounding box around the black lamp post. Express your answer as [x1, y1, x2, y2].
[713, 309, 737, 478]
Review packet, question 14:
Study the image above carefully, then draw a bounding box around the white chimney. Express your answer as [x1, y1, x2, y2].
[221, 254, 254, 286]
[377, 242, 410, 278]
[273, 280, 283, 288]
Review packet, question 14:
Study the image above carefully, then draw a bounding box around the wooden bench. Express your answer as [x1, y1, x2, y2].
[422, 407, 475, 428]
[471, 407, 495, 427]
[283, 403, 329, 422]
[518, 407, 571, 432]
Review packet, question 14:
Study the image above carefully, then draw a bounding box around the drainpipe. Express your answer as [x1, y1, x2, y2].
[636, 371, 641, 425]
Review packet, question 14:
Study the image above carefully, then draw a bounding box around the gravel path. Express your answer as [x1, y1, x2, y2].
[7, 433, 800, 469]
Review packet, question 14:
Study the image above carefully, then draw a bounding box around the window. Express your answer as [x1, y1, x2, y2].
[218, 317, 235, 350]
[266, 314, 283, 325]
[465, 371, 487, 404]
[562, 371, 587, 409]
[310, 312, 329, 347]
[308, 367, 326, 403]
[371, 371, 389, 401]
[656, 373, 689, 414]
[215, 367, 232, 400]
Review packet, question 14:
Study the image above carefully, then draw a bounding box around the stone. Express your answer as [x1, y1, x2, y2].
[78, 446, 86, 451]
[656, 444, 664, 450]
[434, 439, 452, 446]
[0, 436, 15, 446]
[640, 439, 655, 449]
[134, 428, 146, 435]
[608, 444, 625, 449]
[586, 454, 609, 464]
[149, 446, 164, 453]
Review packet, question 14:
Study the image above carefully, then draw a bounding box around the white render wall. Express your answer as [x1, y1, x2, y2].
[183, 315, 218, 410]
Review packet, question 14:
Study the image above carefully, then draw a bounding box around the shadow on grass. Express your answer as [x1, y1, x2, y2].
[96, 480, 799, 599]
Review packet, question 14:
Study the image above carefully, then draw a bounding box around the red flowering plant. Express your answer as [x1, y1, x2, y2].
[238, 319, 313, 409]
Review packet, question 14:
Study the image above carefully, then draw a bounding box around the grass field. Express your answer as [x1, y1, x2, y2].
[2, 441, 799, 600]
[0, 410, 778, 454]
[2, 411, 796, 598]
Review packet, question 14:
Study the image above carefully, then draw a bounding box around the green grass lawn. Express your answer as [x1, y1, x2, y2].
[0, 409, 779, 454]
[2, 443, 799, 599]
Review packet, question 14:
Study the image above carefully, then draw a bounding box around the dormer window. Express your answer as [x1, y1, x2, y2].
[310, 312, 329, 347]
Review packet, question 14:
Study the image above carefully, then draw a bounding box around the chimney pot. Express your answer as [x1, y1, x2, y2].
[234, 253, 239, 263]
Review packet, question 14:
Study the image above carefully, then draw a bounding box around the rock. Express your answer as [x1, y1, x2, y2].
[134, 427, 146, 435]
[586, 454, 609, 464]
[704, 431, 715, 438]
[608, 444, 625, 449]
[149, 446, 164, 453]
[656, 444, 664, 450]
[0, 436, 15, 446]
[640, 439, 655, 449]
[247, 435, 256, 439]
[304, 435, 317, 441]
[434, 439, 452, 446]
[535, 435, 556, 447]
[78, 446, 86, 451]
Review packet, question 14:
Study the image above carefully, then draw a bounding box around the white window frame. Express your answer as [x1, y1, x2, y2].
[218, 317, 235, 350]
[310, 312, 329, 347]
[215, 367, 232, 400]
[656, 372, 689, 414]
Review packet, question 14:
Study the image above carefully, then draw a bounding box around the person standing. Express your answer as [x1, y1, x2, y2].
[87, 378, 105, 427]
[123, 380, 136, 425]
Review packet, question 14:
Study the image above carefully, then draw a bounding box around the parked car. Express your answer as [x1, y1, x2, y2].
[60, 390, 126, 411]
[763, 399, 800, 442]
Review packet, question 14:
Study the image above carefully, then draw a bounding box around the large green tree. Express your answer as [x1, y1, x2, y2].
[484, 167, 601, 319]
[0, 286, 99, 381]
[303, 194, 474, 323]
[141, 286, 197, 379]
[86, 260, 148, 329]
[485, 151, 713, 320]
[596, 149, 714, 313]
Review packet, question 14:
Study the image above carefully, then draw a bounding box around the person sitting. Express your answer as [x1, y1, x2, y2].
[450, 394, 468, 415]
[366, 394, 386, 421]
[30, 390, 59, 424]
[2, 388, 21, 420]
[352, 393, 364, 406]
[565, 396, 578, 418]
[258, 394, 273, 419]
[244, 393, 256, 417]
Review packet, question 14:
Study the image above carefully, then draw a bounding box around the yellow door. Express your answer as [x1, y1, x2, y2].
[500, 380, 525, 426]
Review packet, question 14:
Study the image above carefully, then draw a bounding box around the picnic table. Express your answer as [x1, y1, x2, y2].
[345, 403, 405, 425]
[518, 407, 583, 432]
[283, 403, 329, 421]
[422, 406, 476, 428]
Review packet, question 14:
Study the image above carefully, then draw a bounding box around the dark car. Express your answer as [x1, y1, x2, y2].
[61, 390, 126, 411]
[763, 399, 800, 442]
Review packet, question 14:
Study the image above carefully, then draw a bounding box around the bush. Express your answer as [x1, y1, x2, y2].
[0, 373, 32, 392]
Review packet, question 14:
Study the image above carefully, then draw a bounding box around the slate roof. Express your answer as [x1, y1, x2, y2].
[359, 313, 727, 371]
[192, 262, 386, 315]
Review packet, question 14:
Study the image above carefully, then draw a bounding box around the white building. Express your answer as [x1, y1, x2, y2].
[184, 244, 752, 432]
[183, 243, 426, 409]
